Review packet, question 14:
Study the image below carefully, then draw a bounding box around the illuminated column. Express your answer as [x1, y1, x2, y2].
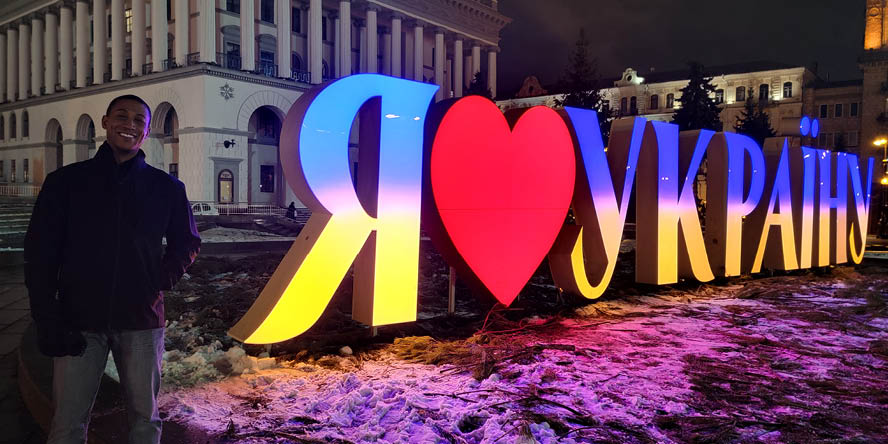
[93, 0, 106, 84]
[75, 0, 88, 87]
[434, 29, 444, 100]
[390, 14, 401, 77]
[153, 0, 169, 72]
[31, 16, 44, 96]
[471, 43, 480, 79]
[19, 21, 30, 99]
[0, 32, 6, 102]
[132, 0, 145, 74]
[357, 19, 366, 72]
[309, 0, 321, 83]
[7, 27, 17, 101]
[452, 38, 463, 97]
[45, 10, 58, 93]
[174, 0, 187, 66]
[413, 22, 422, 81]
[487, 47, 497, 98]
[366, 6, 377, 73]
[380, 26, 390, 75]
[277, 0, 291, 77]
[111, 0, 124, 79]
[199, 0, 215, 62]
[338, 0, 351, 76]
[239, 0, 254, 71]
[60, 4, 73, 89]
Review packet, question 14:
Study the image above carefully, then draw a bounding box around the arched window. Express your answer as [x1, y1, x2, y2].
[9, 113, 16, 139]
[666, 93, 675, 109]
[291, 52, 302, 71]
[715, 89, 724, 105]
[783, 82, 793, 98]
[650, 94, 659, 110]
[629, 96, 637, 115]
[218, 169, 234, 203]
[22, 111, 28, 138]
[736, 86, 746, 102]
[759, 84, 769, 102]
[260, 0, 274, 23]
[0, 115, 4, 140]
[620, 97, 627, 114]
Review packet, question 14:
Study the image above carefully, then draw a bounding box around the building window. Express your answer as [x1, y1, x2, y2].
[0, 161, 4, 180]
[218, 170, 234, 203]
[126, 8, 133, 32]
[783, 82, 792, 98]
[292, 7, 301, 33]
[827, 133, 834, 147]
[260, 0, 274, 23]
[227, 0, 240, 13]
[260, 165, 275, 193]
[835, 103, 843, 118]
[108, 14, 112, 38]
[820, 104, 828, 118]
[167, 0, 171, 22]
[848, 131, 859, 147]
[22, 111, 28, 138]
[23, 159, 28, 183]
[292, 52, 302, 71]
[169, 163, 178, 178]
[620, 97, 627, 114]
[850, 102, 859, 117]
[629, 96, 637, 115]
[322, 17, 328, 41]
[650, 94, 659, 110]
[666, 93, 674, 109]
[9, 113, 15, 139]
[818, 132, 827, 147]
[736, 86, 746, 102]
[759, 84, 769, 102]
[10, 160, 15, 182]
[715, 89, 724, 104]
[0, 115, 4, 140]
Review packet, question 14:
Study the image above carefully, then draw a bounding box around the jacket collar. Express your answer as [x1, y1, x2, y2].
[94, 142, 148, 171]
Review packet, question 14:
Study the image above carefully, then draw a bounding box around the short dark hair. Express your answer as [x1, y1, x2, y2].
[106, 94, 152, 123]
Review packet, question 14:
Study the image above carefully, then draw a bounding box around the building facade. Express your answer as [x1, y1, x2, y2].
[0, 0, 509, 205]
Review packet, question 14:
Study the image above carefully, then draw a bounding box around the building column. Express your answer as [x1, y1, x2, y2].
[434, 28, 444, 100]
[93, 0, 106, 84]
[453, 38, 463, 97]
[380, 26, 390, 75]
[45, 10, 58, 93]
[471, 43, 480, 79]
[174, 0, 187, 66]
[445, 58, 451, 98]
[75, 0, 88, 87]
[366, 6, 377, 73]
[31, 16, 44, 96]
[111, 0, 124, 79]
[6, 28, 15, 101]
[413, 22, 422, 81]
[240, 0, 255, 71]
[332, 13, 340, 77]
[404, 22, 412, 79]
[358, 20, 366, 73]
[338, 0, 351, 76]
[199, 0, 215, 62]
[152, 0, 169, 72]
[19, 21, 30, 99]
[0, 32, 6, 102]
[309, 0, 321, 83]
[60, 5, 73, 89]
[277, 0, 291, 77]
[390, 14, 401, 77]
[132, 0, 145, 74]
[487, 47, 497, 99]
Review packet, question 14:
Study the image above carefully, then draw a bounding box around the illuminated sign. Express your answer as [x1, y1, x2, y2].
[229, 75, 875, 344]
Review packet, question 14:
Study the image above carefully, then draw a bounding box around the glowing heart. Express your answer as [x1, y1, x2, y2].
[430, 97, 576, 306]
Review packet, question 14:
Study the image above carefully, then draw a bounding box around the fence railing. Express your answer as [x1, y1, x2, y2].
[0, 185, 41, 198]
[292, 69, 311, 83]
[217, 52, 242, 70]
[256, 61, 278, 78]
[192, 201, 286, 216]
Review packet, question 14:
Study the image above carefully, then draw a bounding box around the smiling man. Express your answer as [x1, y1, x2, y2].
[24, 94, 201, 444]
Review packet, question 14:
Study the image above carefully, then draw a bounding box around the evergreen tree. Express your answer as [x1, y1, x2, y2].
[555, 28, 613, 140]
[465, 71, 492, 99]
[733, 91, 776, 146]
[671, 62, 723, 132]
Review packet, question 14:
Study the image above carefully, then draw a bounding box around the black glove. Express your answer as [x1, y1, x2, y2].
[36, 323, 87, 357]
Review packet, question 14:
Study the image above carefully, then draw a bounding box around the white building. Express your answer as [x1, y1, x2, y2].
[0, 0, 509, 205]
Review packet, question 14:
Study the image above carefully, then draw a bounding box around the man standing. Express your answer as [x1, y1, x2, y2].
[24, 94, 201, 443]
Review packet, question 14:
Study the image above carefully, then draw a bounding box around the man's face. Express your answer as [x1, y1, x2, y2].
[102, 99, 150, 155]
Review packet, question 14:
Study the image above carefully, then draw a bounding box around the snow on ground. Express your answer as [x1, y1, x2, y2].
[199, 227, 296, 243]
[156, 266, 888, 443]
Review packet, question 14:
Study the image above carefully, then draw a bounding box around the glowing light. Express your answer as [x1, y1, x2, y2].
[751, 140, 798, 273]
[799, 116, 811, 136]
[811, 119, 820, 138]
[881, 176, 888, 185]
[847, 155, 874, 264]
[874, 138, 888, 147]
[815, 150, 848, 266]
[228, 74, 438, 344]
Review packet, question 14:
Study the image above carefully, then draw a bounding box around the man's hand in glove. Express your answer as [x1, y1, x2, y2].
[36, 323, 87, 357]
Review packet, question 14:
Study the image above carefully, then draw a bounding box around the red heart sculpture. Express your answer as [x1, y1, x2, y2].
[430, 97, 576, 306]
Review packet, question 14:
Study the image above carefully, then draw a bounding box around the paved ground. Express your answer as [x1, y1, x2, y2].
[0, 263, 43, 444]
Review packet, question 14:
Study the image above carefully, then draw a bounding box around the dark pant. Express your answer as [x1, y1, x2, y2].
[47, 328, 164, 444]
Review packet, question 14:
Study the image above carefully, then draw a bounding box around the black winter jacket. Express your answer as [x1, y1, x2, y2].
[24, 143, 201, 331]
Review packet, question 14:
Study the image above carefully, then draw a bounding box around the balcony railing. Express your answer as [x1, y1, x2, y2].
[256, 61, 278, 78]
[291, 69, 311, 84]
[217, 52, 241, 70]
[186, 52, 201, 66]
[162, 58, 179, 71]
[103, 71, 112, 83]
[0, 184, 40, 198]
[142, 63, 153, 74]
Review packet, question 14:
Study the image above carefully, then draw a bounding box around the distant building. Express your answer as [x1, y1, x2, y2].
[0, 0, 510, 204]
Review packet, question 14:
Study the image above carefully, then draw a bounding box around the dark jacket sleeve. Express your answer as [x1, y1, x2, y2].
[24, 171, 67, 324]
[159, 181, 200, 290]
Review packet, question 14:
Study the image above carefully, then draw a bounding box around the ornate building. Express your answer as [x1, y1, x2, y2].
[861, 0, 888, 176]
[0, 0, 509, 205]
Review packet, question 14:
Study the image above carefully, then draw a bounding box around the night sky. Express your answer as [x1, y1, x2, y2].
[497, 0, 866, 97]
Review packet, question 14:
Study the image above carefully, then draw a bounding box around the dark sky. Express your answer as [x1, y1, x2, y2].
[497, 0, 866, 96]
